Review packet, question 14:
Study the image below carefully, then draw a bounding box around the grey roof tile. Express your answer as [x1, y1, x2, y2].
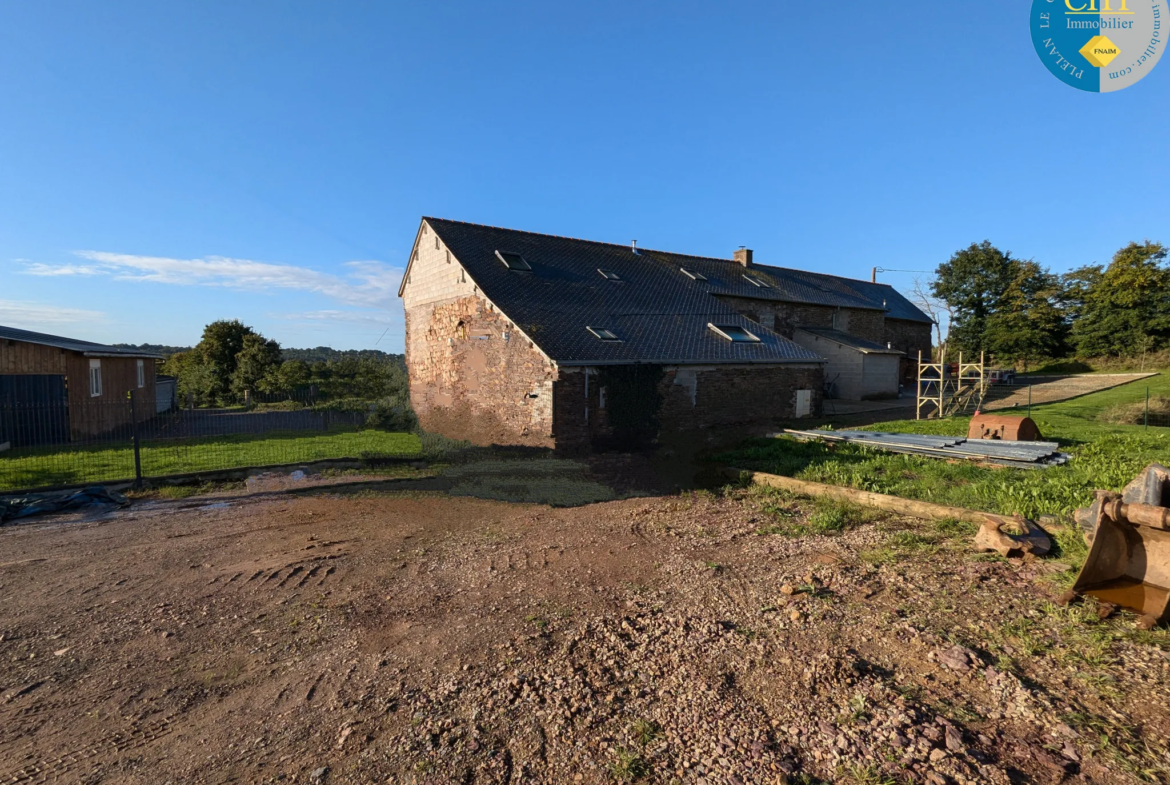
[421, 218, 930, 365]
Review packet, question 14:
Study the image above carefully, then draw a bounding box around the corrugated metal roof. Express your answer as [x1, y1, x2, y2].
[420, 218, 931, 365]
[795, 327, 904, 355]
[0, 325, 166, 359]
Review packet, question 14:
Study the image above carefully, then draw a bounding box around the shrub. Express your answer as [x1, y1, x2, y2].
[366, 394, 419, 432]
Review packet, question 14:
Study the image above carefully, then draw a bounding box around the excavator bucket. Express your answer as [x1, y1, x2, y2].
[1067, 464, 1170, 628]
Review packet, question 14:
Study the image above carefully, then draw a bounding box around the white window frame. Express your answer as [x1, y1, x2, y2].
[743, 274, 772, 288]
[495, 250, 532, 271]
[89, 359, 103, 397]
[586, 326, 621, 342]
[597, 268, 621, 281]
[136, 359, 145, 388]
[707, 323, 762, 343]
[680, 267, 707, 281]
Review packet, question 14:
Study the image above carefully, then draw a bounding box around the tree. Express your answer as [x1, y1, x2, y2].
[258, 359, 311, 395]
[983, 260, 1067, 370]
[931, 241, 1015, 356]
[196, 320, 254, 404]
[160, 349, 218, 407]
[909, 276, 951, 358]
[1069, 241, 1170, 358]
[231, 333, 282, 400]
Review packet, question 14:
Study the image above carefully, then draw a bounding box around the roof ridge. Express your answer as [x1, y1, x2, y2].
[750, 261, 896, 288]
[422, 217, 736, 265]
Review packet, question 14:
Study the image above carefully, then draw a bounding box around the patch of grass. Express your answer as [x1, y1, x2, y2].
[859, 546, 899, 566]
[630, 718, 664, 747]
[933, 517, 978, 538]
[0, 428, 423, 492]
[441, 458, 619, 507]
[609, 747, 651, 783]
[999, 616, 1049, 657]
[886, 531, 936, 550]
[837, 764, 896, 785]
[719, 372, 1170, 569]
[1100, 395, 1170, 425]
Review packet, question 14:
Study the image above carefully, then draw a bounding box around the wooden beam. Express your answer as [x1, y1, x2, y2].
[725, 467, 1014, 526]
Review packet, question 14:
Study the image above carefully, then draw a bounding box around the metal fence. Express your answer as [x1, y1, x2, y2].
[0, 390, 421, 494]
[973, 377, 1170, 428]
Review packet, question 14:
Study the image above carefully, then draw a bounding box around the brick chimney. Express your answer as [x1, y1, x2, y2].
[733, 247, 753, 267]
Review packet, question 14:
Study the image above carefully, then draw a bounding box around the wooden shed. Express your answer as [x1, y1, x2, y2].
[792, 327, 904, 401]
[0, 325, 164, 445]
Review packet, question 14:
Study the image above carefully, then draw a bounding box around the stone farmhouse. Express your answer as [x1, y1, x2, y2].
[399, 218, 932, 453]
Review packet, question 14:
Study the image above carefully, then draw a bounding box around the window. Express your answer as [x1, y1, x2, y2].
[446, 250, 450, 264]
[743, 274, 771, 288]
[597, 268, 621, 281]
[88, 359, 102, 397]
[680, 267, 707, 281]
[586, 326, 621, 341]
[495, 250, 532, 271]
[136, 359, 145, 388]
[599, 386, 607, 409]
[435, 237, 439, 250]
[708, 323, 761, 343]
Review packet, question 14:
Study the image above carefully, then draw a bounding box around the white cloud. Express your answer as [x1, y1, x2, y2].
[23, 252, 403, 310]
[23, 263, 108, 276]
[0, 300, 107, 327]
[278, 309, 397, 326]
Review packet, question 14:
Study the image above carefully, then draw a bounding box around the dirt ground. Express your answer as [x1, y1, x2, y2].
[0, 477, 1168, 785]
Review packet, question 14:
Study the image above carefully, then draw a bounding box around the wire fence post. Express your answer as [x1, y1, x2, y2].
[1027, 385, 1032, 419]
[129, 392, 143, 489]
[1146, 386, 1150, 431]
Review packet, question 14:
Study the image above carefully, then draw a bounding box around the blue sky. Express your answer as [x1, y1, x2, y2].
[1, 1, 1166, 352]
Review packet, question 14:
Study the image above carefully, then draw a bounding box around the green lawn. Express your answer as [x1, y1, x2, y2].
[0, 429, 422, 492]
[720, 372, 1170, 529]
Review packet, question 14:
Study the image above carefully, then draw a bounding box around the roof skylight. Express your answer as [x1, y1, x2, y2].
[680, 268, 707, 281]
[597, 268, 622, 281]
[496, 251, 532, 271]
[708, 324, 761, 343]
[586, 326, 621, 341]
[743, 274, 772, 288]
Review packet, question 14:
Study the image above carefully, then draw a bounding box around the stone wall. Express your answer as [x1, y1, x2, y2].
[402, 222, 557, 447]
[551, 363, 823, 453]
[714, 296, 884, 341]
[405, 295, 556, 447]
[883, 318, 933, 385]
[883, 318, 933, 360]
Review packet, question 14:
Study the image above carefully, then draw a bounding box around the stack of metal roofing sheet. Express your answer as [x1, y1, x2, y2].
[778, 429, 1071, 469]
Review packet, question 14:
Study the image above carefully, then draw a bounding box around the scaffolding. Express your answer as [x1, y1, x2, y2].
[916, 349, 988, 420]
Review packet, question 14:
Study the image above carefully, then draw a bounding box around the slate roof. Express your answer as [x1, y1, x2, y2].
[0, 325, 165, 359]
[417, 218, 930, 366]
[795, 327, 904, 355]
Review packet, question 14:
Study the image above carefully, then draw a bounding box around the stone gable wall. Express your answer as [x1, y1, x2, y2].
[401, 222, 556, 447]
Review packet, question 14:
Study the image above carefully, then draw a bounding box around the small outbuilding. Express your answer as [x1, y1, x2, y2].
[0, 325, 164, 445]
[791, 327, 904, 401]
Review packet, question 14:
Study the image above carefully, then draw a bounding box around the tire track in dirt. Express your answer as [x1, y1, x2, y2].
[0, 714, 174, 784]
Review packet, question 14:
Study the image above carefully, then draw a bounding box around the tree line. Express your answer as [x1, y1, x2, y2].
[160, 320, 408, 409]
[924, 240, 1169, 368]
